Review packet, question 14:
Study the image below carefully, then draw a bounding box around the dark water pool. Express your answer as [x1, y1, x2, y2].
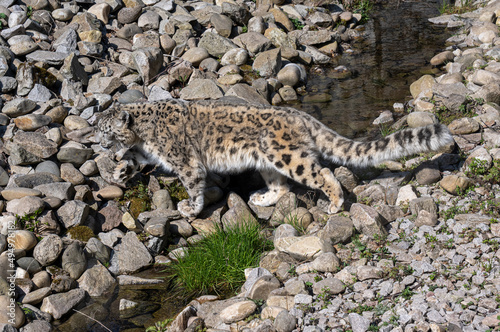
[289, 0, 452, 137]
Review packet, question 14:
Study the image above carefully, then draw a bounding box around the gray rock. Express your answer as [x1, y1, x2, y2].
[118, 89, 145, 104]
[132, 47, 163, 84]
[2, 98, 36, 117]
[6, 196, 45, 217]
[350, 203, 388, 238]
[17, 257, 42, 274]
[84, 237, 111, 265]
[87, 76, 123, 95]
[312, 278, 345, 295]
[198, 31, 238, 57]
[21, 287, 52, 305]
[225, 83, 270, 105]
[8, 35, 38, 56]
[319, 215, 354, 244]
[19, 319, 53, 332]
[53, 28, 78, 54]
[27, 84, 51, 102]
[303, 45, 330, 64]
[118, 6, 143, 25]
[57, 200, 90, 228]
[234, 32, 272, 55]
[138, 10, 161, 30]
[13, 114, 52, 131]
[0, 77, 17, 93]
[33, 234, 63, 266]
[274, 310, 296, 332]
[62, 242, 87, 279]
[60, 52, 88, 85]
[40, 288, 86, 320]
[349, 313, 370, 332]
[210, 13, 233, 38]
[35, 161, 60, 177]
[108, 232, 153, 275]
[25, 50, 68, 65]
[57, 141, 93, 166]
[179, 79, 223, 100]
[34, 182, 75, 201]
[77, 264, 115, 296]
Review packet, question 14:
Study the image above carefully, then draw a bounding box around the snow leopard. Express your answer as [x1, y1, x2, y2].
[96, 99, 454, 218]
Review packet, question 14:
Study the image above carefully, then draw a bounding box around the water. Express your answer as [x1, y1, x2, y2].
[289, 0, 452, 137]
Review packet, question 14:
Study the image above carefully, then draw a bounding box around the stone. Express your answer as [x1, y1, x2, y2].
[181, 47, 209, 67]
[6, 196, 45, 217]
[350, 203, 388, 238]
[274, 310, 296, 332]
[57, 141, 93, 166]
[198, 31, 238, 57]
[440, 175, 472, 195]
[62, 242, 87, 279]
[108, 232, 153, 275]
[96, 186, 124, 200]
[98, 203, 124, 232]
[275, 235, 330, 261]
[219, 300, 257, 324]
[253, 48, 282, 78]
[312, 278, 345, 295]
[8, 35, 38, 56]
[210, 13, 232, 38]
[144, 217, 169, 237]
[34, 182, 75, 201]
[357, 266, 384, 280]
[33, 234, 63, 266]
[10, 230, 37, 251]
[40, 288, 86, 320]
[0, 295, 25, 328]
[225, 84, 270, 105]
[132, 47, 163, 84]
[169, 219, 193, 238]
[430, 51, 454, 66]
[60, 163, 85, 185]
[407, 111, 438, 127]
[179, 79, 223, 100]
[88, 3, 111, 24]
[319, 215, 354, 244]
[17, 257, 41, 274]
[448, 117, 479, 134]
[0, 188, 41, 201]
[57, 200, 90, 228]
[233, 32, 272, 55]
[221, 48, 248, 66]
[87, 76, 123, 95]
[77, 264, 115, 297]
[21, 287, 51, 305]
[349, 313, 370, 332]
[118, 6, 142, 24]
[410, 75, 436, 99]
[2, 98, 36, 117]
[14, 114, 51, 131]
[270, 8, 294, 31]
[35, 161, 60, 176]
[277, 64, 302, 87]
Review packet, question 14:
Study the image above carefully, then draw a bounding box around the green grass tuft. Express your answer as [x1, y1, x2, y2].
[168, 221, 273, 295]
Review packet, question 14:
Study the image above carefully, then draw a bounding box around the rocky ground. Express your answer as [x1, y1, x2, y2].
[0, 0, 500, 331]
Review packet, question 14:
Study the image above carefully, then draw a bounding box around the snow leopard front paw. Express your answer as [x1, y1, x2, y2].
[113, 160, 134, 184]
[177, 199, 203, 218]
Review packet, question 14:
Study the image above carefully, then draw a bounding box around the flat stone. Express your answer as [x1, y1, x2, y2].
[77, 264, 115, 296]
[219, 300, 256, 324]
[40, 288, 86, 320]
[108, 232, 153, 275]
[0, 188, 41, 201]
[33, 234, 63, 266]
[350, 203, 388, 238]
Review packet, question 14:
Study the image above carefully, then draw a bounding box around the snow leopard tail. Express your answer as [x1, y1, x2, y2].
[312, 123, 454, 167]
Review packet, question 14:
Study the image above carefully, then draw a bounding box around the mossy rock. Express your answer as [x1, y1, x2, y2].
[68, 225, 95, 242]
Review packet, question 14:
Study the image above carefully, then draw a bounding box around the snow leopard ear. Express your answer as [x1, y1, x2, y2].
[114, 111, 131, 128]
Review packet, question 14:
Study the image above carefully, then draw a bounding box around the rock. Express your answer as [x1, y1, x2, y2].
[61, 242, 87, 279]
[6, 196, 45, 217]
[132, 47, 163, 84]
[0, 188, 42, 201]
[10, 230, 37, 251]
[8, 35, 38, 56]
[40, 288, 86, 320]
[144, 217, 169, 237]
[14, 114, 51, 131]
[277, 64, 302, 87]
[2, 98, 36, 117]
[319, 215, 353, 244]
[210, 13, 232, 38]
[349, 313, 370, 332]
[198, 31, 238, 57]
[57, 141, 93, 166]
[275, 234, 331, 261]
[21, 287, 51, 305]
[225, 83, 270, 105]
[430, 51, 454, 66]
[77, 264, 115, 297]
[219, 300, 256, 324]
[357, 266, 384, 280]
[57, 200, 90, 228]
[274, 310, 296, 332]
[448, 117, 480, 134]
[350, 203, 388, 238]
[221, 48, 248, 66]
[96, 186, 124, 200]
[108, 232, 153, 275]
[33, 234, 63, 266]
[179, 79, 223, 100]
[0, 295, 25, 328]
[312, 278, 345, 295]
[233, 32, 272, 56]
[410, 75, 436, 99]
[17, 257, 41, 274]
[252, 48, 281, 78]
[415, 210, 438, 227]
[34, 182, 75, 201]
[407, 111, 438, 127]
[440, 175, 472, 195]
[98, 203, 124, 232]
[118, 6, 142, 24]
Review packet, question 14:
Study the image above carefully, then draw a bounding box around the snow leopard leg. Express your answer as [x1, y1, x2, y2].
[249, 169, 291, 206]
[176, 166, 207, 218]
